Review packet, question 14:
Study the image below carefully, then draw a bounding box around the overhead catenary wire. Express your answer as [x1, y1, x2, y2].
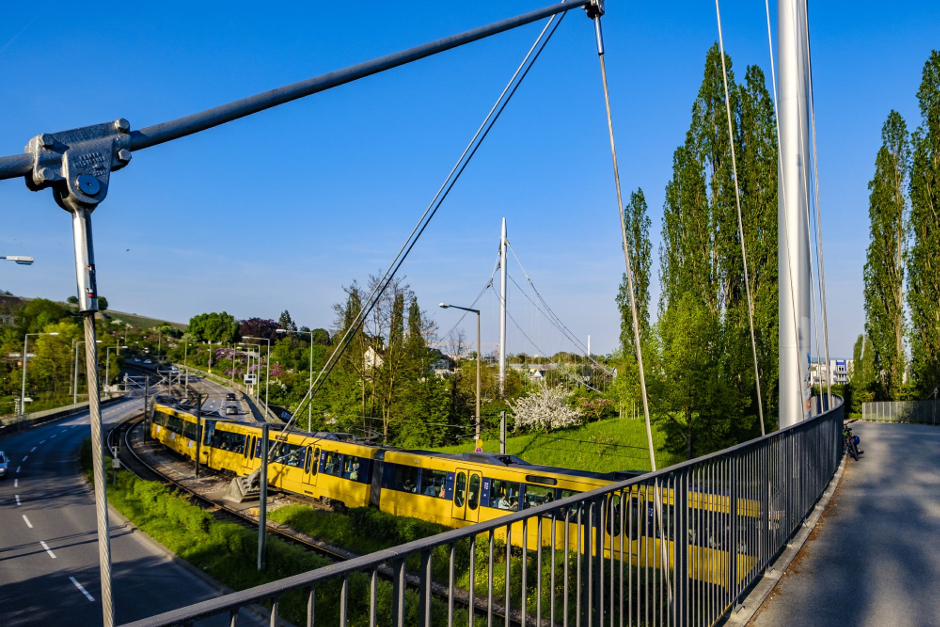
[507, 242, 614, 375]
[713, 0, 766, 435]
[279, 11, 569, 443]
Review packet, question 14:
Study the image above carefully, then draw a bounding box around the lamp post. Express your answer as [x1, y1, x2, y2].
[439, 303, 481, 441]
[277, 328, 314, 431]
[20, 332, 60, 418]
[104, 345, 128, 395]
[244, 336, 271, 420]
[73, 339, 102, 404]
[1, 255, 34, 265]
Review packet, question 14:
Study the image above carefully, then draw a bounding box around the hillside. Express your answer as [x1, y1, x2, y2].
[433, 417, 685, 473]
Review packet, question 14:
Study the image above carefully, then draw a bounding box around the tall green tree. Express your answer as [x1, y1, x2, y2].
[908, 50, 940, 396]
[186, 312, 238, 343]
[864, 111, 909, 399]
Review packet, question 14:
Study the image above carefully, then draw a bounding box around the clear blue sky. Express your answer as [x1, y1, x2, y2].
[1, 1, 937, 360]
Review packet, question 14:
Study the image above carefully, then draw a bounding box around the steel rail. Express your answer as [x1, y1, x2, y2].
[0, 0, 590, 180]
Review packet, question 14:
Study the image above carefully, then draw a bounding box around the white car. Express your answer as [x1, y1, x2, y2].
[0, 451, 8, 480]
[133, 357, 140, 362]
[144, 359, 152, 364]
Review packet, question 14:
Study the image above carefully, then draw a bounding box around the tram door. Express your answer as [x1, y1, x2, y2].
[242, 435, 256, 472]
[452, 468, 482, 524]
[302, 446, 320, 494]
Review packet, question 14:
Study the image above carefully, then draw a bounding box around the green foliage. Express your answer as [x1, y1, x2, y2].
[186, 311, 239, 343]
[908, 50, 940, 396]
[864, 110, 909, 400]
[654, 45, 776, 454]
[66, 295, 78, 304]
[97, 296, 109, 311]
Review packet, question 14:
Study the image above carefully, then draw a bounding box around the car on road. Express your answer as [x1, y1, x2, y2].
[133, 357, 140, 362]
[170, 366, 179, 374]
[0, 451, 8, 480]
[225, 392, 237, 401]
[144, 359, 152, 364]
[225, 405, 238, 416]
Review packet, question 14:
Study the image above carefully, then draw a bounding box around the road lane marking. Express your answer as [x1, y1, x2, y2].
[39, 440, 46, 444]
[69, 577, 95, 602]
[50, 434, 57, 439]
[15, 495, 21, 505]
[15, 466, 20, 474]
[30, 447, 36, 452]
[22, 456, 28, 462]
[40, 541, 56, 558]
[23, 515, 32, 528]
[14, 479, 18, 488]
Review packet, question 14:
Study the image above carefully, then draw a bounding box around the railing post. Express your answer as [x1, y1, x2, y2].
[674, 471, 689, 627]
[729, 457, 739, 608]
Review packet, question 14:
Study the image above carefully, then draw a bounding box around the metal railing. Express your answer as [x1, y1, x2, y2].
[124, 398, 843, 627]
[862, 399, 939, 425]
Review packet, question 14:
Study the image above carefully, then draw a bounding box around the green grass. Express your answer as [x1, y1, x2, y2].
[433, 417, 683, 472]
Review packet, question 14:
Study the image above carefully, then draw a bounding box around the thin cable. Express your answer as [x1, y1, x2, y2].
[765, 0, 810, 417]
[507, 243, 614, 374]
[281, 12, 567, 440]
[592, 13, 671, 603]
[440, 254, 500, 345]
[803, 7, 833, 406]
[714, 0, 765, 434]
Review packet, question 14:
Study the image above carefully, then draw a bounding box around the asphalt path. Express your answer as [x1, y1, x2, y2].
[0, 395, 257, 626]
[753, 422, 940, 627]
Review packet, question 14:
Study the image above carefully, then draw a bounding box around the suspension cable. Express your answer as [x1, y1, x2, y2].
[714, 0, 766, 435]
[278, 11, 568, 442]
[765, 0, 811, 417]
[440, 253, 500, 345]
[803, 9, 833, 406]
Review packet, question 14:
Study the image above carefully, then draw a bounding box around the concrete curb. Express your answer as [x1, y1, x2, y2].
[723, 455, 848, 627]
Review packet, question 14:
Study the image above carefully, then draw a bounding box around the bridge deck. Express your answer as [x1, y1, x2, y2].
[753, 421, 940, 627]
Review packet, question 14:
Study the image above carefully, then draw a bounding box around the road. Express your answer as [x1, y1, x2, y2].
[753, 421, 940, 627]
[0, 395, 257, 626]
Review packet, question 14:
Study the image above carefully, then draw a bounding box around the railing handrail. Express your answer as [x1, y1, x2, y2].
[123, 396, 845, 627]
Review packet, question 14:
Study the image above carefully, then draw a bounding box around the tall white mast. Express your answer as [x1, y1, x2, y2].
[778, 0, 814, 427]
[499, 217, 508, 397]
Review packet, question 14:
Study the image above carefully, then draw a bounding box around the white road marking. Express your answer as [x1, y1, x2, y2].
[22, 456, 28, 462]
[23, 515, 32, 528]
[30, 447, 36, 452]
[50, 434, 57, 439]
[40, 541, 56, 558]
[15, 495, 21, 506]
[39, 439, 46, 444]
[15, 466, 20, 474]
[70, 576, 95, 602]
[14, 479, 18, 488]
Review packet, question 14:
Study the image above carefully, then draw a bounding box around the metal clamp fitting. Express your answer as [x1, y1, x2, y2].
[585, 0, 605, 19]
[24, 118, 133, 212]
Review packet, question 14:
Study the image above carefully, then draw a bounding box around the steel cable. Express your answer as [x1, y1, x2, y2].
[714, 0, 766, 435]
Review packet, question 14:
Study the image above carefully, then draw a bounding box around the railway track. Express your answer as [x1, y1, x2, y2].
[108, 413, 528, 625]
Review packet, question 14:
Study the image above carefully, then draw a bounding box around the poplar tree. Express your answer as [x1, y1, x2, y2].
[864, 111, 909, 399]
[616, 188, 652, 349]
[908, 50, 940, 396]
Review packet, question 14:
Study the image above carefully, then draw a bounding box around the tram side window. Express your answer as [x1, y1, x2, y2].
[322, 451, 344, 477]
[489, 479, 520, 511]
[167, 415, 183, 435]
[183, 420, 197, 441]
[390, 465, 421, 494]
[209, 429, 246, 453]
[305, 447, 319, 474]
[524, 484, 555, 509]
[342, 455, 362, 480]
[271, 439, 306, 468]
[154, 411, 169, 428]
[421, 470, 448, 498]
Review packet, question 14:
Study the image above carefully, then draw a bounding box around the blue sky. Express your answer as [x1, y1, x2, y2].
[1, 1, 937, 360]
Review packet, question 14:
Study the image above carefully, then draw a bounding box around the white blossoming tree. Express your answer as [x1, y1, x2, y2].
[510, 385, 582, 432]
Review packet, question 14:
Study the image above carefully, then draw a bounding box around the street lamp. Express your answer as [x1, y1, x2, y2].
[439, 303, 481, 441]
[73, 339, 102, 404]
[277, 328, 314, 431]
[20, 331, 60, 418]
[104, 345, 128, 395]
[1, 255, 34, 265]
[244, 336, 271, 421]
